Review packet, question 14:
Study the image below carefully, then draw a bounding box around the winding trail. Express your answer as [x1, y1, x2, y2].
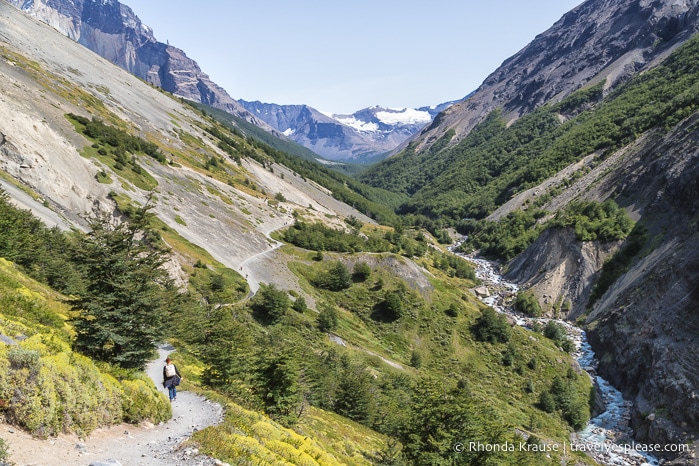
[239, 232, 286, 296]
[4, 345, 224, 466]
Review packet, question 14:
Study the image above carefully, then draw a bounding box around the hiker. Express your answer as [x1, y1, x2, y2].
[163, 357, 182, 402]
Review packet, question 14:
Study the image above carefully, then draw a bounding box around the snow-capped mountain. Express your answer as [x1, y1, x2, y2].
[239, 101, 456, 163]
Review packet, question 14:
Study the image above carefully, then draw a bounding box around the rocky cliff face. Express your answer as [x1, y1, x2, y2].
[503, 112, 699, 461]
[504, 228, 620, 319]
[404, 0, 699, 155]
[582, 114, 699, 457]
[4, 0, 280, 135]
[239, 101, 454, 163]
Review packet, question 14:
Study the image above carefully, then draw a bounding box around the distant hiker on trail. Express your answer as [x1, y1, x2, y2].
[163, 357, 182, 402]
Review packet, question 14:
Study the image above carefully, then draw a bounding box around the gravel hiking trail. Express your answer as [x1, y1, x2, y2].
[1, 345, 225, 466]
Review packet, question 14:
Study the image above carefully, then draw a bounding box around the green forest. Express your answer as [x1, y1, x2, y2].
[359, 33, 699, 238]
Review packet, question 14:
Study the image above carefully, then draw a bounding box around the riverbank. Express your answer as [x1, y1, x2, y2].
[456, 248, 659, 466]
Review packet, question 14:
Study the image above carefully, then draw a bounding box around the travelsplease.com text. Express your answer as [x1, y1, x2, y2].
[453, 441, 690, 455]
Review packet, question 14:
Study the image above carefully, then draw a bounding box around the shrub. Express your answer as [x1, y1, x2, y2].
[121, 375, 171, 424]
[0, 438, 7, 463]
[315, 262, 351, 291]
[472, 308, 511, 344]
[317, 303, 338, 332]
[543, 321, 566, 341]
[501, 343, 517, 367]
[445, 302, 459, 317]
[352, 262, 371, 282]
[538, 375, 590, 429]
[380, 291, 405, 320]
[7, 347, 40, 370]
[0, 339, 155, 438]
[525, 380, 535, 394]
[410, 350, 422, 369]
[538, 391, 556, 413]
[514, 290, 542, 317]
[291, 296, 307, 313]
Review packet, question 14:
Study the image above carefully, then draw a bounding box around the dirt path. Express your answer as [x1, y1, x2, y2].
[2, 345, 225, 466]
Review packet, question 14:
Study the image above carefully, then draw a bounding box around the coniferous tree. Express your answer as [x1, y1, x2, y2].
[69, 204, 173, 369]
[256, 349, 302, 426]
[334, 359, 373, 423]
[199, 306, 255, 391]
[250, 283, 290, 323]
[317, 302, 338, 332]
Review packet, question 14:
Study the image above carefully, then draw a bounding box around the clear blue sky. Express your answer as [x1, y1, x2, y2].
[125, 0, 582, 114]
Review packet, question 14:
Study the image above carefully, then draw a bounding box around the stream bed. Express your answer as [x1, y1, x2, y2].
[454, 247, 660, 466]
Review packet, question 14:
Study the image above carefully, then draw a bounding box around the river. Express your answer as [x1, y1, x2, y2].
[451, 247, 660, 466]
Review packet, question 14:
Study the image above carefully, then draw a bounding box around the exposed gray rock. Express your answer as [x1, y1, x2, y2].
[403, 0, 699, 155]
[89, 460, 122, 466]
[509, 112, 699, 461]
[5, 0, 280, 136]
[472, 286, 490, 298]
[0, 334, 17, 345]
[505, 227, 620, 319]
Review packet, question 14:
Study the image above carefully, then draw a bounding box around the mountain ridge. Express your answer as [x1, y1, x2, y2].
[400, 0, 699, 156]
[239, 100, 455, 163]
[7, 0, 454, 164]
[4, 0, 288, 139]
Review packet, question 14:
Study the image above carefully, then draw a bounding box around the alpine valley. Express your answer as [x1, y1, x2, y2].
[0, 1, 697, 466]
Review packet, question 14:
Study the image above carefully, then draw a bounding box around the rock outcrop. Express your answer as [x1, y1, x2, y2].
[582, 114, 699, 458]
[505, 111, 699, 461]
[504, 227, 620, 319]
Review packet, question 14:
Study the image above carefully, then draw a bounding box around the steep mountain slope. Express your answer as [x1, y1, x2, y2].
[240, 100, 454, 163]
[0, 0, 373, 283]
[504, 108, 699, 457]
[4, 0, 287, 139]
[7, 0, 453, 164]
[398, 0, 699, 157]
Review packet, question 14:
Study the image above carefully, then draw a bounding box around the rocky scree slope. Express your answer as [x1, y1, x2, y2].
[4, 0, 283, 138]
[403, 0, 699, 155]
[0, 1, 372, 293]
